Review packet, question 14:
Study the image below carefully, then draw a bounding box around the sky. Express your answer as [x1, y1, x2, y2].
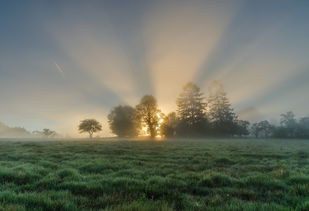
[0, 0, 309, 137]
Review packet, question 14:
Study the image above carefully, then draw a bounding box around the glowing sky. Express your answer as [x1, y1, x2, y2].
[1, 0, 309, 137]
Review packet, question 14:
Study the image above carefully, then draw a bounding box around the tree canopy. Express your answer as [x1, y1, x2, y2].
[207, 81, 238, 136]
[161, 112, 178, 138]
[176, 82, 208, 136]
[136, 95, 161, 138]
[251, 120, 273, 138]
[108, 105, 140, 138]
[104, 81, 309, 139]
[78, 119, 102, 138]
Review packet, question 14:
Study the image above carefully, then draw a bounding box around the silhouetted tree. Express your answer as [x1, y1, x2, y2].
[78, 119, 102, 138]
[136, 95, 161, 138]
[251, 120, 274, 138]
[42, 128, 56, 138]
[161, 112, 178, 138]
[108, 105, 140, 137]
[176, 82, 208, 136]
[207, 81, 237, 136]
[235, 120, 250, 137]
[276, 111, 298, 138]
[298, 117, 309, 138]
[251, 123, 259, 138]
[32, 129, 57, 138]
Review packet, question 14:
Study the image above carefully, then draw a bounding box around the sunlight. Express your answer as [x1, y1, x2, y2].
[1, 0, 309, 208]
[51, 24, 139, 106]
[144, 1, 238, 112]
[139, 112, 165, 138]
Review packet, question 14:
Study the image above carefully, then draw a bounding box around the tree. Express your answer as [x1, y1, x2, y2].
[251, 120, 273, 138]
[251, 123, 260, 138]
[176, 82, 207, 136]
[235, 120, 250, 137]
[279, 111, 298, 138]
[298, 117, 309, 138]
[207, 81, 237, 136]
[108, 105, 140, 137]
[161, 112, 178, 138]
[32, 129, 57, 138]
[78, 119, 102, 138]
[42, 128, 56, 138]
[136, 95, 161, 138]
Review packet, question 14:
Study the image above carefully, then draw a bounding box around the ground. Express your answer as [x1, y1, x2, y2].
[0, 138, 308, 211]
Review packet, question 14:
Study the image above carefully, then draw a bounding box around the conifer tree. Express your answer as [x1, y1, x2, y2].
[176, 82, 207, 136]
[207, 81, 237, 136]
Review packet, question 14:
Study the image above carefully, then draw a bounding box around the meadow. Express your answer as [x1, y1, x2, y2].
[0, 138, 308, 211]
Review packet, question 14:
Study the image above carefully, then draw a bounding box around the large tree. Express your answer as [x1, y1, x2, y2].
[176, 82, 207, 136]
[136, 95, 161, 138]
[298, 117, 309, 138]
[207, 81, 237, 136]
[277, 111, 298, 138]
[161, 112, 178, 138]
[251, 120, 273, 138]
[108, 105, 140, 137]
[235, 120, 250, 137]
[78, 119, 102, 138]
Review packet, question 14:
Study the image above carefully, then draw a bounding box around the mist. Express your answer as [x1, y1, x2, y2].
[0, 0, 309, 137]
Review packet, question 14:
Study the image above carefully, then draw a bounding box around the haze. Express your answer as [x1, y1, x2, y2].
[1, 0, 309, 137]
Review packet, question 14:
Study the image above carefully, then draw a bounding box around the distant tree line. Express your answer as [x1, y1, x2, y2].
[105, 81, 247, 138]
[0, 121, 60, 138]
[78, 81, 308, 139]
[33, 128, 58, 138]
[104, 81, 309, 139]
[251, 111, 309, 139]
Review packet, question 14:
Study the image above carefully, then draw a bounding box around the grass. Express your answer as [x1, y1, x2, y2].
[0, 138, 308, 210]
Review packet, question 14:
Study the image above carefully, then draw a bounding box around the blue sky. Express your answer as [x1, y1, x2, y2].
[0, 0, 309, 136]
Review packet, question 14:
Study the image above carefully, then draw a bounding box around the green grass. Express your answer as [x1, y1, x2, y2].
[0, 138, 308, 210]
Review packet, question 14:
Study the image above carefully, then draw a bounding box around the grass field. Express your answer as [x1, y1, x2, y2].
[0, 138, 308, 211]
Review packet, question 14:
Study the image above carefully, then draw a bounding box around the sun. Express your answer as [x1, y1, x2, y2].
[155, 112, 165, 138]
[139, 112, 165, 138]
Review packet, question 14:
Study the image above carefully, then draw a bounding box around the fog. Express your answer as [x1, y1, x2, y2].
[0, 0, 309, 137]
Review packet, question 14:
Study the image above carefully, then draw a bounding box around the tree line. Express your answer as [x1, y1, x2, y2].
[78, 81, 309, 139]
[252, 111, 309, 138]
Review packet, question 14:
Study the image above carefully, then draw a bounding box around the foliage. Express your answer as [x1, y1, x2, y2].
[278, 111, 298, 138]
[108, 105, 140, 138]
[161, 112, 178, 138]
[136, 95, 161, 138]
[298, 117, 309, 138]
[251, 120, 274, 138]
[235, 120, 250, 137]
[0, 139, 308, 210]
[176, 82, 208, 136]
[105, 81, 309, 139]
[78, 119, 102, 138]
[207, 81, 238, 136]
[269, 112, 309, 139]
[43, 129, 56, 138]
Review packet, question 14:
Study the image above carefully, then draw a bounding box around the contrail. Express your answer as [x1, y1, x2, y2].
[53, 61, 64, 76]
